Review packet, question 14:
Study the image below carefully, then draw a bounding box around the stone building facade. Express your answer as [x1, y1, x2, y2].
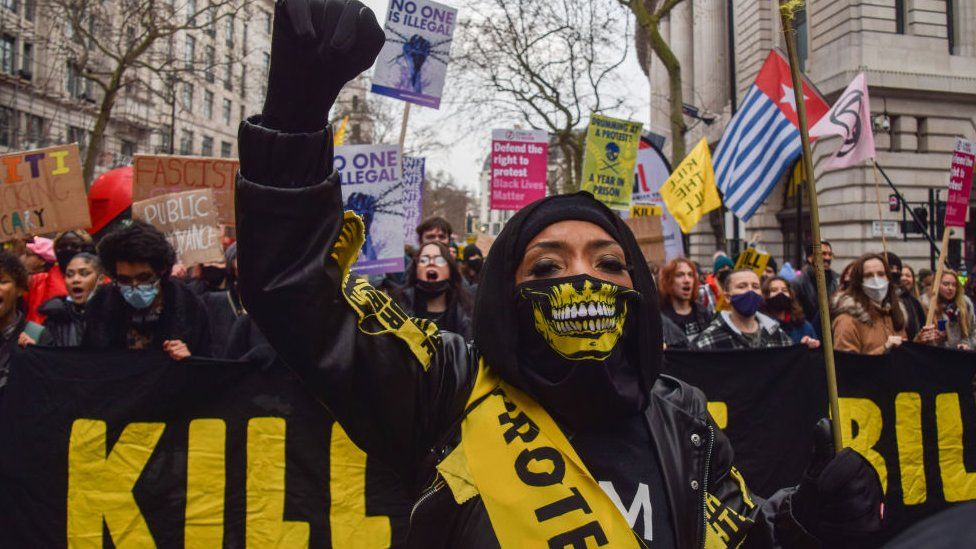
[0, 0, 274, 182]
[645, 0, 976, 271]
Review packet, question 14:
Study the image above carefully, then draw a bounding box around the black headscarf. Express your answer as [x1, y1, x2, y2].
[473, 192, 662, 406]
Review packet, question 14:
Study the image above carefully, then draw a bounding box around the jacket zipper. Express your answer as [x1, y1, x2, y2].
[700, 425, 715, 549]
[409, 477, 446, 523]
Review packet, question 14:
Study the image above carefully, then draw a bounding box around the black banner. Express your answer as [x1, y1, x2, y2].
[666, 343, 976, 543]
[0, 348, 411, 548]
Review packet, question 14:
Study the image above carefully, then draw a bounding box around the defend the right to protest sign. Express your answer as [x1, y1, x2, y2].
[0, 144, 90, 242]
[132, 155, 239, 224]
[945, 138, 974, 228]
[401, 156, 425, 244]
[581, 114, 643, 210]
[132, 189, 224, 266]
[490, 129, 548, 211]
[370, 0, 457, 109]
[335, 144, 405, 275]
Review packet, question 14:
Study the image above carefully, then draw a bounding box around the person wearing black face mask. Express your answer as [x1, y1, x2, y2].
[460, 243, 483, 289]
[236, 2, 883, 546]
[760, 276, 820, 346]
[393, 241, 472, 339]
[692, 269, 806, 350]
[199, 244, 245, 357]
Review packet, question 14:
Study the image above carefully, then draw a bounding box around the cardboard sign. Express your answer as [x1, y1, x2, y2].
[132, 189, 224, 266]
[0, 144, 90, 242]
[945, 138, 975, 228]
[133, 155, 238, 224]
[581, 115, 643, 210]
[623, 215, 664, 267]
[335, 144, 405, 275]
[734, 247, 770, 276]
[490, 129, 548, 211]
[370, 0, 457, 109]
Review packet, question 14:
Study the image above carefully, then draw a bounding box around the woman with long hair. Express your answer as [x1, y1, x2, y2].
[760, 276, 819, 345]
[831, 253, 916, 354]
[922, 270, 975, 350]
[395, 241, 473, 339]
[900, 265, 919, 298]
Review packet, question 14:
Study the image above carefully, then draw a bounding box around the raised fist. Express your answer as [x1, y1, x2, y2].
[262, 0, 385, 133]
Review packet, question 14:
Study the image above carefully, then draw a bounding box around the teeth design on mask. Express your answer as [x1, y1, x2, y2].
[550, 301, 617, 321]
[551, 316, 619, 335]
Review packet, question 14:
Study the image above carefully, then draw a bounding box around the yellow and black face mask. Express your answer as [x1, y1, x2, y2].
[517, 275, 637, 361]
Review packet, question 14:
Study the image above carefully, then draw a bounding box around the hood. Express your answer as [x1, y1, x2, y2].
[473, 192, 662, 397]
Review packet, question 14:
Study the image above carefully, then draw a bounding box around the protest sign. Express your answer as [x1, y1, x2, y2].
[132, 155, 238, 224]
[623, 215, 664, 267]
[629, 139, 685, 261]
[734, 247, 770, 276]
[402, 156, 425, 245]
[581, 115, 642, 210]
[945, 138, 974, 228]
[132, 189, 224, 266]
[0, 349, 411, 547]
[371, 0, 457, 109]
[336, 144, 405, 275]
[629, 204, 662, 217]
[490, 129, 548, 210]
[0, 144, 90, 241]
[659, 138, 721, 233]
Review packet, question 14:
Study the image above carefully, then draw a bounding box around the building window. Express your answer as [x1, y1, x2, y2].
[121, 140, 136, 158]
[204, 46, 215, 83]
[205, 7, 216, 36]
[239, 104, 244, 122]
[895, 0, 906, 34]
[181, 82, 193, 112]
[23, 0, 33, 20]
[225, 15, 234, 48]
[222, 98, 231, 125]
[26, 114, 45, 147]
[948, 0, 958, 54]
[204, 90, 214, 119]
[1, 0, 16, 14]
[223, 56, 232, 91]
[1, 35, 15, 75]
[242, 22, 249, 55]
[20, 42, 32, 79]
[264, 10, 271, 33]
[201, 135, 213, 156]
[66, 61, 89, 98]
[240, 63, 246, 98]
[179, 129, 193, 155]
[794, 6, 808, 72]
[220, 140, 232, 158]
[185, 0, 196, 23]
[67, 126, 88, 155]
[184, 35, 195, 69]
[352, 95, 359, 111]
[0, 107, 15, 147]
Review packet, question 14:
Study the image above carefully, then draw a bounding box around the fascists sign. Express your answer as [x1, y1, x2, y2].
[0, 144, 90, 241]
[133, 155, 239, 224]
[0, 348, 411, 547]
[666, 344, 976, 543]
[132, 189, 224, 266]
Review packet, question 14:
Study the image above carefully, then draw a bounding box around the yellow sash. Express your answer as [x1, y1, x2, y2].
[456, 360, 641, 548]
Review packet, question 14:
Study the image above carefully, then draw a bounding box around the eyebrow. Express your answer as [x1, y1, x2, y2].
[527, 239, 623, 253]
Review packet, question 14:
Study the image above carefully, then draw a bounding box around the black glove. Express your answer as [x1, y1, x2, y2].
[262, 0, 385, 133]
[791, 418, 884, 543]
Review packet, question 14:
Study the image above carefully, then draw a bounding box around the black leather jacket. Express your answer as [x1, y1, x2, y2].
[236, 119, 816, 548]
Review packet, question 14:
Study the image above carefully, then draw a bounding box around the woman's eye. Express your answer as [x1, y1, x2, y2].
[528, 260, 560, 277]
[598, 257, 626, 272]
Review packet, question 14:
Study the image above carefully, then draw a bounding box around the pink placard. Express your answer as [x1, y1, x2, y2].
[945, 138, 975, 228]
[490, 129, 548, 211]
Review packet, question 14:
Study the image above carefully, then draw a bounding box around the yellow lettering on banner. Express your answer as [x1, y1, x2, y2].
[185, 419, 225, 547]
[67, 419, 163, 549]
[936, 393, 976, 502]
[707, 402, 728, 430]
[838, 398, 888, 494]
[894, 393, 926, 505]
[49, 149, 70, 175]
[246, 418, 310, 547]
[329, 423, 391, 548]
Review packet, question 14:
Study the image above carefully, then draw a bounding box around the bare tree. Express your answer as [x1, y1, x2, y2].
[43, 0, 250, 183]
[618, 0, 686, 164]
[422, 169, 475, 237]
[453, 0, 631, 194]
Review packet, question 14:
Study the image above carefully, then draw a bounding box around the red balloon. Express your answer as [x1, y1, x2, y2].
[87, 166, 133, 235]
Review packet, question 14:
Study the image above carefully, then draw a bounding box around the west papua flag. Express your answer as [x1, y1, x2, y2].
[810, 72, 876, 169]
[713, 50, 829, 221]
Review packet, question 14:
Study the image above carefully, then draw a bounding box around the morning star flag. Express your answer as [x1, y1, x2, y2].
[713, 50, 829, 221]
[810, 72, 876, 169]
[371, 0, 457, 109]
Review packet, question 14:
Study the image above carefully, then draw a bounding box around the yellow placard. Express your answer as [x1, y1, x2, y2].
[630, 204, 662, 218]
[734, 247, 770, 276]
[580, 114, 643, 210]
[659, 138, 721, 233]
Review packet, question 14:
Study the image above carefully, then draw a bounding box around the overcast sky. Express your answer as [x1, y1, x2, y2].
[360, 0, 651, 197]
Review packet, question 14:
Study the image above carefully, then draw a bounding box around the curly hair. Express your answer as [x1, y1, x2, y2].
[96, 220, 176, 280]
[0, 251, 28, 290]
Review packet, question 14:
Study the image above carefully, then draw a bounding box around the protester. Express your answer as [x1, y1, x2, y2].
[23, 231, 97, 325]
[416, 216, 452, 245]
[885, 253, 926, 340]
[0, 251, 52, 395]
[393, 241, 472, 338]
[200, 243, 244, 357]
[82, 220, 210, 360]
[900, 264, 919, 298]
[918, 268, 935, 298]
[21, 238, 54, 275]
[236, 6, 882, 545]
[459, 243, 483, 288]
[660, 313, 690, 349]
[921, 270, 975, 350]
[658, 258, 712, 340]
[39, 253, 103, 347]
[791, 241, 838, 337]
[692, 269, 803, 350]
[760, 275, 820, 346]
[762, 257, 778, 283]
[831, 253, 916, 355]
[838, 260, 855, 292]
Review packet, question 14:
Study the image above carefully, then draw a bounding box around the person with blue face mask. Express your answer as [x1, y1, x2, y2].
[692, 269, 800, 350]
[81, 220, 210, 360]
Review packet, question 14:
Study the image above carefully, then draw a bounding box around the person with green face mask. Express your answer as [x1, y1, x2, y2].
[234, 2, 884, 546]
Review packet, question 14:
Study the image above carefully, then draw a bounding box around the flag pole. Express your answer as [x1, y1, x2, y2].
[779, 0, 844, 454]
[871, 160, 889, 260]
